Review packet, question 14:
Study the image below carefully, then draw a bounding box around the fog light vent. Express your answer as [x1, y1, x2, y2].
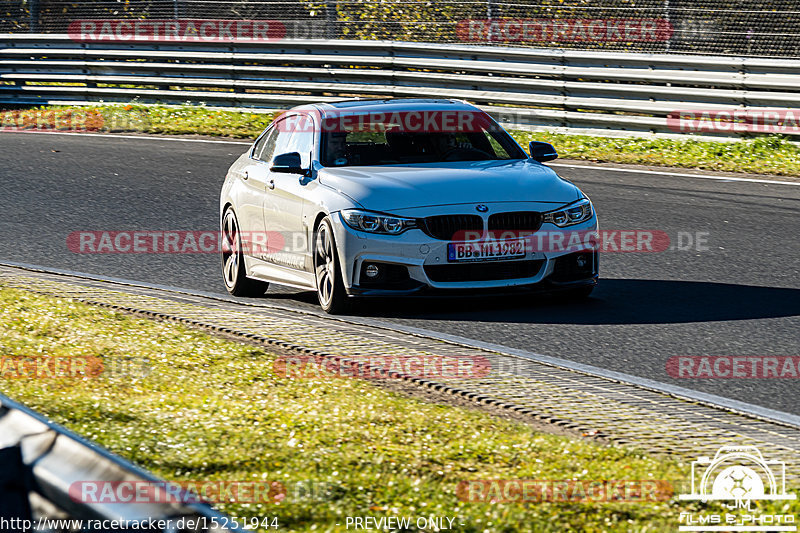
[364, 264, 380, 278]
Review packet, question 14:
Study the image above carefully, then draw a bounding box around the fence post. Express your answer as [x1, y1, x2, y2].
[326, 0, 337, 39]
[29, 0, 40, 32]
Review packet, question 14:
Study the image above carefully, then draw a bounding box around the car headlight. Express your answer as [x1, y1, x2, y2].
[543, 199, 594, 227]
[341, 209, 418, 235]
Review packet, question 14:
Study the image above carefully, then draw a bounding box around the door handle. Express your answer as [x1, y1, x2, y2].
[268, 179, 275, 190]
[243, 170, 249, 180]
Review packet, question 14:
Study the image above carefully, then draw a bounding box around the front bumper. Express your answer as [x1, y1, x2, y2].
[346, 274, 597, 297]
[331, 211, 599, 297]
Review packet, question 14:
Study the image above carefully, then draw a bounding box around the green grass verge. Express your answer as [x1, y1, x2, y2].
[0, 287, 691, 532]
[514, 131, 800, 177]
[4, 104, 800, 176]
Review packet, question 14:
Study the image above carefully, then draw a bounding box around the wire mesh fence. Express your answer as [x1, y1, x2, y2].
[3, 0, 800, 58]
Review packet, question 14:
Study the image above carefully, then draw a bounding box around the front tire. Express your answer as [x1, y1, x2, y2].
[314, 217, 350, 314]
[221, 207, 270, 297]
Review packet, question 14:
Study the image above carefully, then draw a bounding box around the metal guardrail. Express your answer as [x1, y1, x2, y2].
[0, 393, 239, 532]
[2, 34, 800, 139]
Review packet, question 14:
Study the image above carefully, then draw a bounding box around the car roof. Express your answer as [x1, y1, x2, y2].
[289, 98, 482, 117]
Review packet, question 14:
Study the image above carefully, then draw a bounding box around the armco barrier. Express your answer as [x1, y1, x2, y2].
[2, 34, 800, 139]
[0, 393, 239, 531]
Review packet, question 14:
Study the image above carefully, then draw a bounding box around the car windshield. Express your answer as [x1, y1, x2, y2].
[319, 110, 526, 166]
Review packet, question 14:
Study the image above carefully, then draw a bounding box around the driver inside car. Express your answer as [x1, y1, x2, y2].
[327, 132, 349, 166]
[428, 132, 471, 158]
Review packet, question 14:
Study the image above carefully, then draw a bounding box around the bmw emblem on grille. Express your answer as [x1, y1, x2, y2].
[475, 204, 489, 212]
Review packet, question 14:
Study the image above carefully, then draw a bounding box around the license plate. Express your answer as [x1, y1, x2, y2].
[447, 239, 526, 262]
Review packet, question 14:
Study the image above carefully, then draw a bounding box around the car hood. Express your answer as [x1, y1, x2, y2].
[318, 159, 581, 211]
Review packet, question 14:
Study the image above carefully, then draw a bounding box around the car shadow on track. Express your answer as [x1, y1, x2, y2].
[348, 279, 800, 325]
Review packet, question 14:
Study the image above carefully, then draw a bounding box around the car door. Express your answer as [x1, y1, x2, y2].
[236, 126, 277, 264]
[246, 119, 301, 265]
[263, 114, 315, 272]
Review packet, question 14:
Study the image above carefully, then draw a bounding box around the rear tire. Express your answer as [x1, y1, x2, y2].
[221, 207, 270, 297]
[314, 217, 351, 314]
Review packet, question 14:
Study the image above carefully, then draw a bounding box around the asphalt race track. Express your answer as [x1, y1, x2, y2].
[2, 131, 798, 415]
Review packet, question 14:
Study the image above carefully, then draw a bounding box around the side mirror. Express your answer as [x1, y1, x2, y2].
[529, 141, 558, 162]
[271, 152, 305, 174]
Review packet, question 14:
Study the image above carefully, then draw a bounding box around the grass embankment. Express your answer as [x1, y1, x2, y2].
[0, 286, 696, 532]
[4, 104, 800, 176]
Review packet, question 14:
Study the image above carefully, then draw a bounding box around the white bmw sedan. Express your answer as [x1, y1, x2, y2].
[220, 99, 598, 313]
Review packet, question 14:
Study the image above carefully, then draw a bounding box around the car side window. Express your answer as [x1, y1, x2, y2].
[285, 115, 314, 168]
[270, 117, 299, 164]
[484, 132, 512, 159]
[253, 126, 279, 162]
